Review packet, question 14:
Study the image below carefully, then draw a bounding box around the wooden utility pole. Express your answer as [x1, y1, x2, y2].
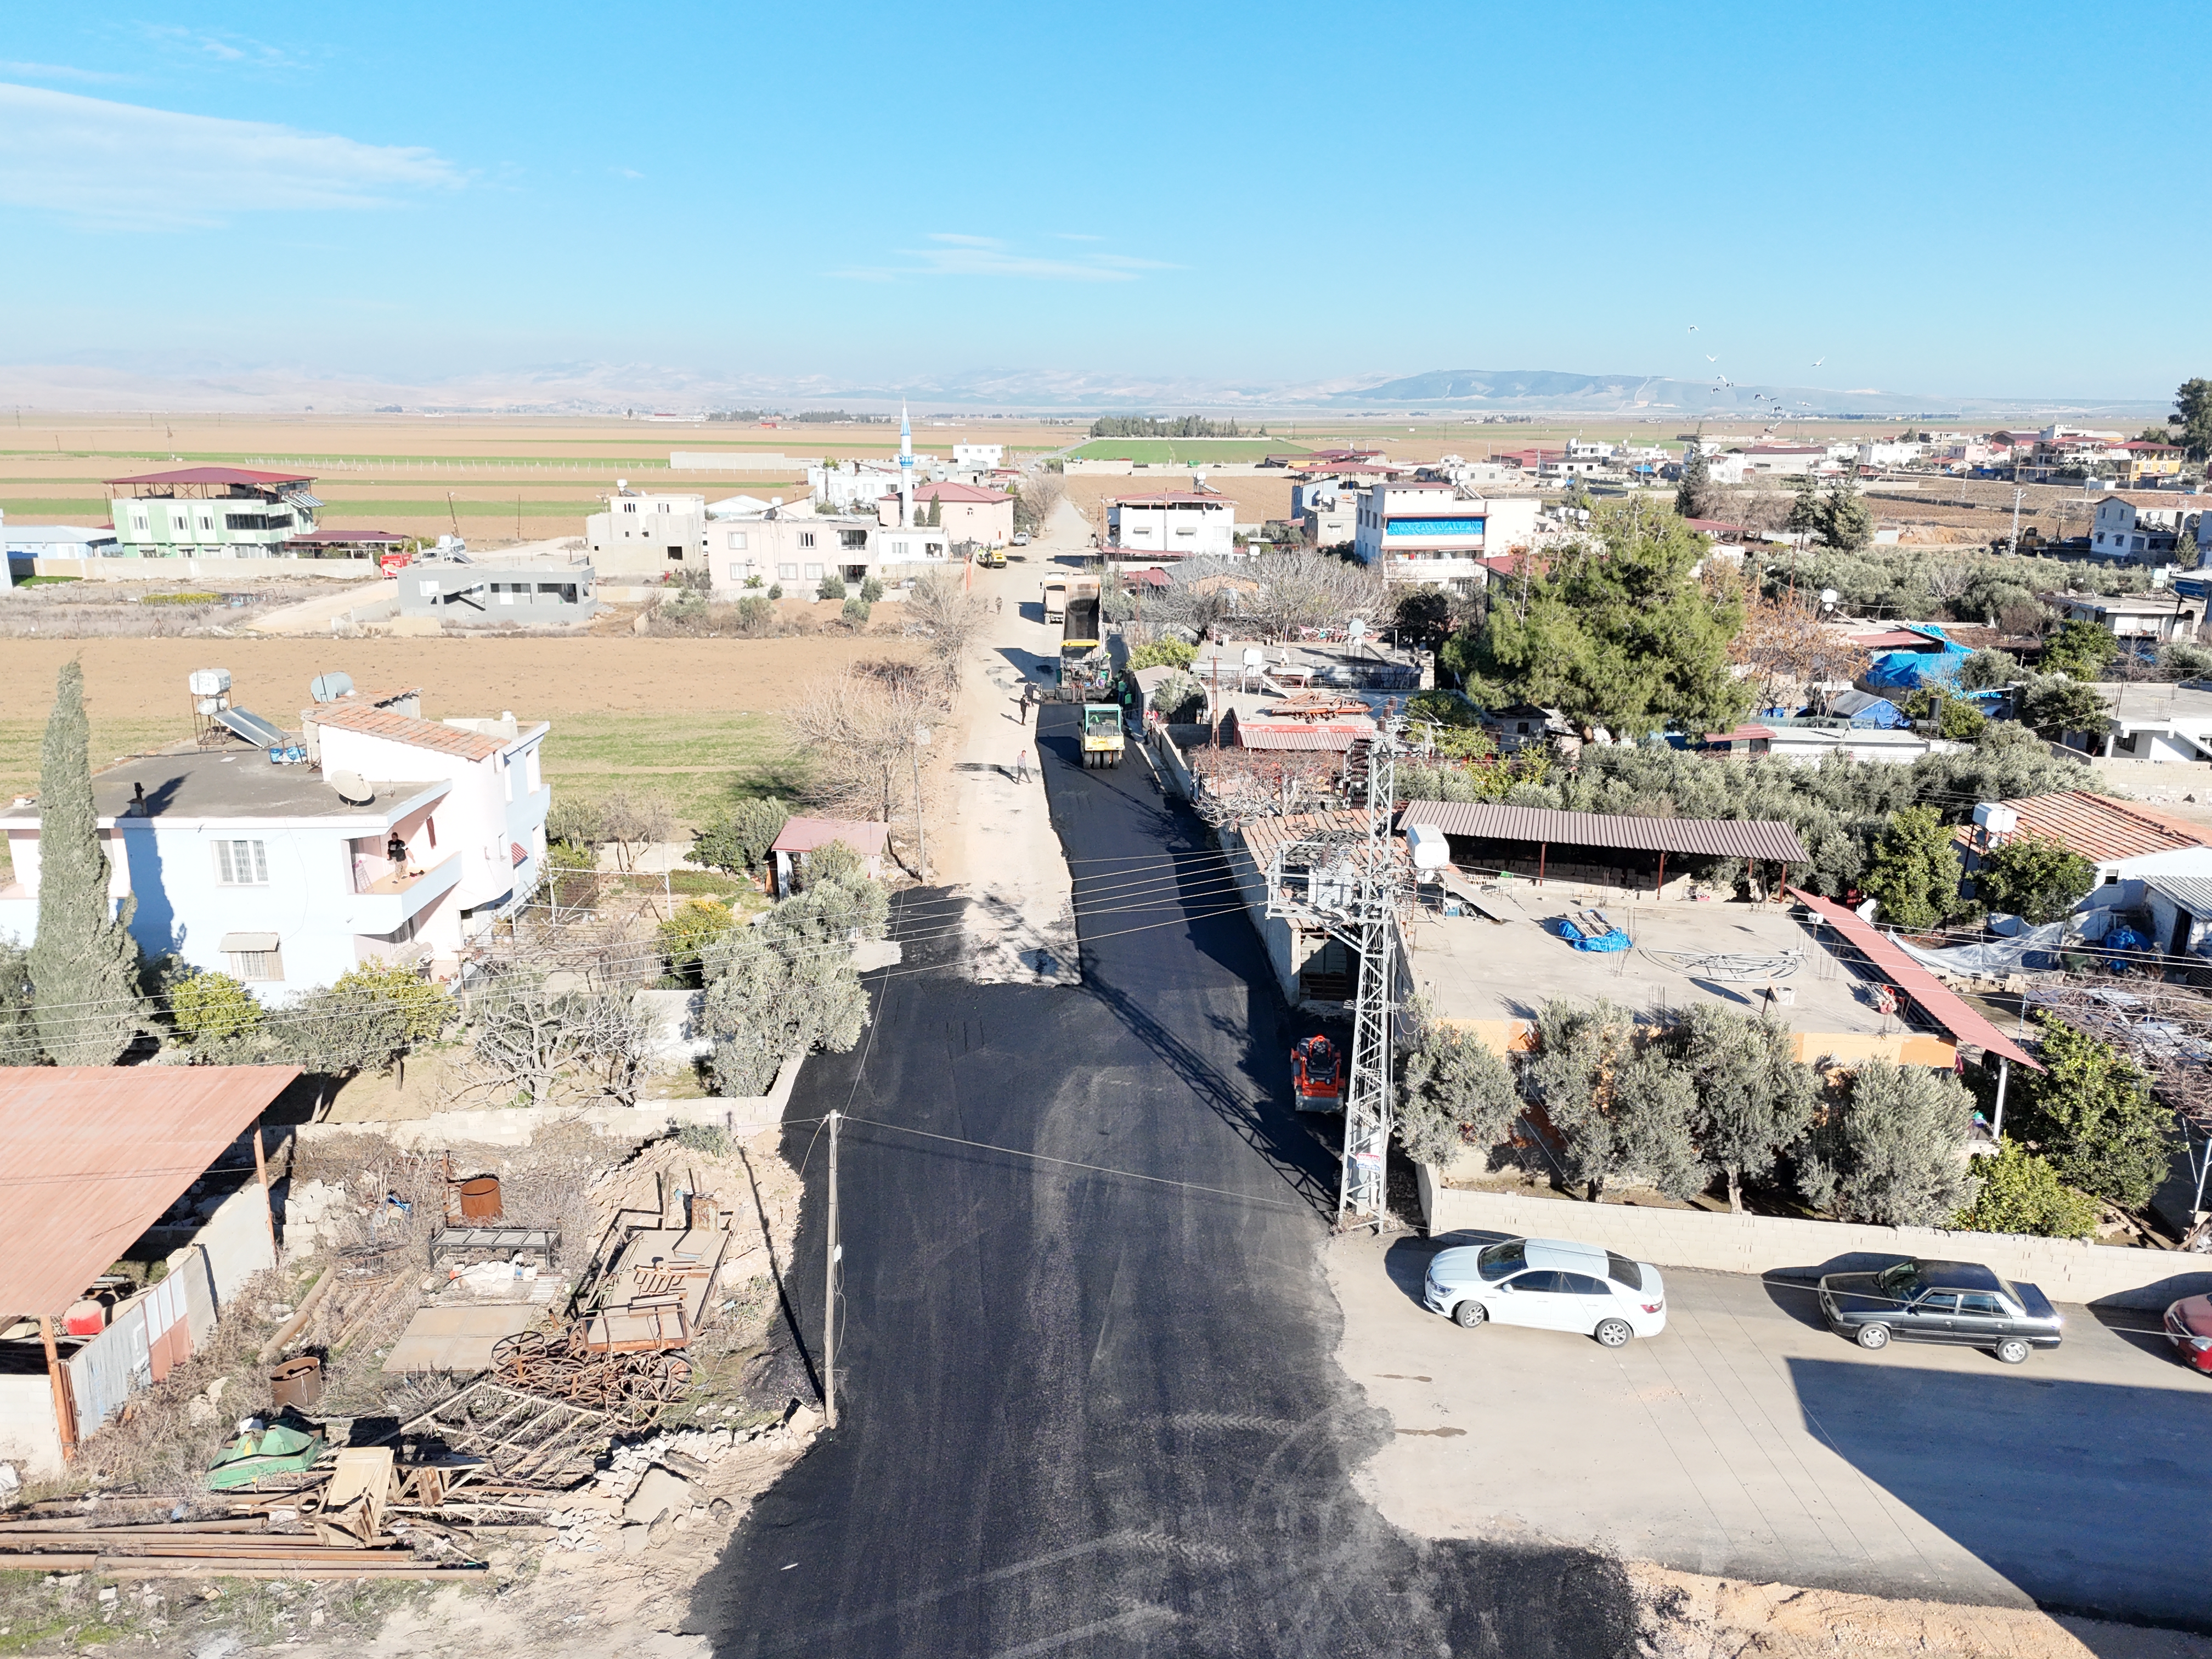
[823, 1109, 840, 1430]
[40, 1316, 75, 1462]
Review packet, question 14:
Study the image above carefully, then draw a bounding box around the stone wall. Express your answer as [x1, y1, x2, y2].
[1417, 1173, 2212, 1311]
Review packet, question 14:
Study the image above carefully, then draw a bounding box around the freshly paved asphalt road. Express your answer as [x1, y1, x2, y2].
[687, 705, 1641, 1657]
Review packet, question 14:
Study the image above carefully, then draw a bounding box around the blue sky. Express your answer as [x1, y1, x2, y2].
[1, 1, 2207, 404]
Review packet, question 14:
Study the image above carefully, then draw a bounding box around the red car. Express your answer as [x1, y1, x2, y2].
[2164, 1295, 2212, 1374]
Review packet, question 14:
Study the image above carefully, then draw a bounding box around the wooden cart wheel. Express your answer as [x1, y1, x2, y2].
[650, 1355, 693, 1399]
[490, 1329, 546, 1366]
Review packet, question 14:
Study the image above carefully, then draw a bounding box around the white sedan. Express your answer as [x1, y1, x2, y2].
[1422, 1235, 1667, 1348]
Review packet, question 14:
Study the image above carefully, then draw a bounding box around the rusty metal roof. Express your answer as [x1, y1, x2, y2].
[1397, 801, 1810, 863]
[0, 1066, 298, 1321]
[1789, 891, 2042, 1073]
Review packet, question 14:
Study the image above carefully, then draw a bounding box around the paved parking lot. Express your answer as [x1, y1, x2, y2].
[1330, 1229, 2211, 1626]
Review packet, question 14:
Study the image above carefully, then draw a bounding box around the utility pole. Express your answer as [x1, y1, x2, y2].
[912, 726, 932, 881]
[1266, 711, 1405, 1224]
[823, 1109, 840, 1430]
[2007, 487, 2025, 556]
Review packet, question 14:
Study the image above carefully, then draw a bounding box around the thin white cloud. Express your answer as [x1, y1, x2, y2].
[137, 24, 309, 71]
[0, 83, 460, 229]
[842, 233, 1178, 284]
[0, 60, 132, 85]
[1052, 232, 1104, 242]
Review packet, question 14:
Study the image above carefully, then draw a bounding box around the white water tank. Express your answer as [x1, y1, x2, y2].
[188, 668, 232, 697]
[1972, 803, 2019, 836]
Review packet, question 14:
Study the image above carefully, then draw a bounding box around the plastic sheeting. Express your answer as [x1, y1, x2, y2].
[1893, 921, 2066, 976]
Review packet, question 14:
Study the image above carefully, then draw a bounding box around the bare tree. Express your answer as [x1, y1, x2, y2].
[1142, 550, 1385, 644]
[786, 666, 941, 825]
[904, 567, 990, 686]
[465, 967, 593, 1107]
[596, 789, 675, 873]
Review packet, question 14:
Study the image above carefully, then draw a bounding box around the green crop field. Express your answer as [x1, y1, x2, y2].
[1066, 439, 1310, 464]
[539, 712, 804, 830]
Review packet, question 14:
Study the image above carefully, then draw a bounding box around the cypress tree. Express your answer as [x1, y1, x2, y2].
[29, 661, 145, 1064]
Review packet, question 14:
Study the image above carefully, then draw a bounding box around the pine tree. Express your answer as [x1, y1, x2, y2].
[1820, 475, 1876, 553]
[29, 662, 146, 1064]
[1673, 442, 1718, 521]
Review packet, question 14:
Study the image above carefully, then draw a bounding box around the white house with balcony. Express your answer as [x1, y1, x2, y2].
[1106, 493, 1238, 560]
[707, 507, 950, 594]
[1352, 483, 1542, 591]
[0, 698, 549, 1000]
[2090, 492, 2210, 563]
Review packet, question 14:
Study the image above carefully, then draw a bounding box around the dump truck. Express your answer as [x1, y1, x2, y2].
[1056, 578, 1110, 702]
[1042, 577, 1068, 622]
[1079, 703, 1126, 767]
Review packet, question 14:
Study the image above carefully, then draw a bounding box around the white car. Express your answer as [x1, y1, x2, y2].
[1422, 1235, 1667, 1348]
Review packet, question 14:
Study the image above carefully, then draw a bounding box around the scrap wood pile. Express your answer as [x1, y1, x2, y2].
[0, 1442, 493, 1579]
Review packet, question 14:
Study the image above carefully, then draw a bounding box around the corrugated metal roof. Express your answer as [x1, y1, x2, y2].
[2143, 874, 2212, 917]
[312, 702, 507, 760]
[1397, 801, 1810, 862]
[1957, 791, 2211, 863]
[0, 1066, 298, 1320]
[104, 466, 313, 487]
[771, 816, 889, 856]
[1789, 891, 2042, 1073]
[1234, 721, 1373, 752]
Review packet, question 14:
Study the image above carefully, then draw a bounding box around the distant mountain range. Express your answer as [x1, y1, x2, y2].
[1324, 368, 2158, 420]
[0, 357, 2168, 419]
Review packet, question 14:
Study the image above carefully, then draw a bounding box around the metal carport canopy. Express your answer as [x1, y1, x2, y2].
[1397, 800, 1809, 862]
[1789, 889, 2044, 1072]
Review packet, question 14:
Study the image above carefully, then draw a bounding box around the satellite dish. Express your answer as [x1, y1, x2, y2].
[329, 769, 375, 804]
[309, 671, 354, 704]
[1347, 616, 1368, 641]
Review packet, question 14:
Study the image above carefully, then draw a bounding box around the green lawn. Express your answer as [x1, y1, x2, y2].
[1066, 438, 1310, 463]
[540, 712, 804, 830]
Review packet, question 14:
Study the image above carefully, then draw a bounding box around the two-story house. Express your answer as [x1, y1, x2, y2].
[0, 695, 549, 1001]
[1351, 483, 1543, 592]
[2089, 492, 2210, 563]
[585, 488, 709, 575]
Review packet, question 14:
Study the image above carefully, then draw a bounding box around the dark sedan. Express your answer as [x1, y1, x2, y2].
[1818, 1257, 2062, 1365]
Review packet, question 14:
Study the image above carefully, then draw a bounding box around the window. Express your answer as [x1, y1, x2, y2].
[622, 500, 639, 514]
[657, 500, 672, 514]
[418, 578, 441, 596]
[726, 531, 748, 550]
[1957, 1292, 2002, 1317]
[666, 547, 684, 560]
[223, 512, 292, 532]
[200, 515, 213, 531]
[1474, 1239, 1526, 1281]
[777, 563, 798, 580]
[798, 532, 816, 549]
[839, 529, 869, 550]
[1912, 1292, 1958, 1315]
[229, 947, 284, 981]
[214, 840, 268, 885]
[803, 563, 822, 579]
[1559, 1273, 1611, 1296]
[1605, 1251, 1644, 1291]
[1506, 1271, 1562, 1294]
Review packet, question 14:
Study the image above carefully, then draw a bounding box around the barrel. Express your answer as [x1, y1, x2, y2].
[269, 1355, 323, 1410]
[458, 1176, 503, 1221]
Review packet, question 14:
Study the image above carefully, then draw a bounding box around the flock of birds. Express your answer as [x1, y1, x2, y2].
[1685, 325, 1824, 427]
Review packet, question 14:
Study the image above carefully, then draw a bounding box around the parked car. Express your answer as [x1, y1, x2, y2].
[1422, 1236, 1666, 1348]
[1012, 532, 1031, 546]
[1818, 1258, 2061, 1364]
[2163, 1294, 2212, 1374]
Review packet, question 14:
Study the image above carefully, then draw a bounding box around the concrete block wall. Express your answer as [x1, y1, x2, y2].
[29, 556, 381, 583]
[1417, 1172, 2212, 1311]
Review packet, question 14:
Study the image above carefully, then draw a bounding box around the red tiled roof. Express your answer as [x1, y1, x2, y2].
[311, 701, 508, 760]
[0, 1066, 300, 1319]
[1951, 791, 2211, 864]
[911, 481, 1008, 503]
[104, 466, 313, 487]
[1788, 891, 2041, 1071]
[771, 816, 889, 856]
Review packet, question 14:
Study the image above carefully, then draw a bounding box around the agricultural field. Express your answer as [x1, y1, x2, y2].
[1066, 438, 1309, 463]
[0, 411, 1081, 549]
[0, 634, 909, 832]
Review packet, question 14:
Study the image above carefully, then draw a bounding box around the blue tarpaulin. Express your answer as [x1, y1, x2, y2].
[1864, 624, 1973, 691]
